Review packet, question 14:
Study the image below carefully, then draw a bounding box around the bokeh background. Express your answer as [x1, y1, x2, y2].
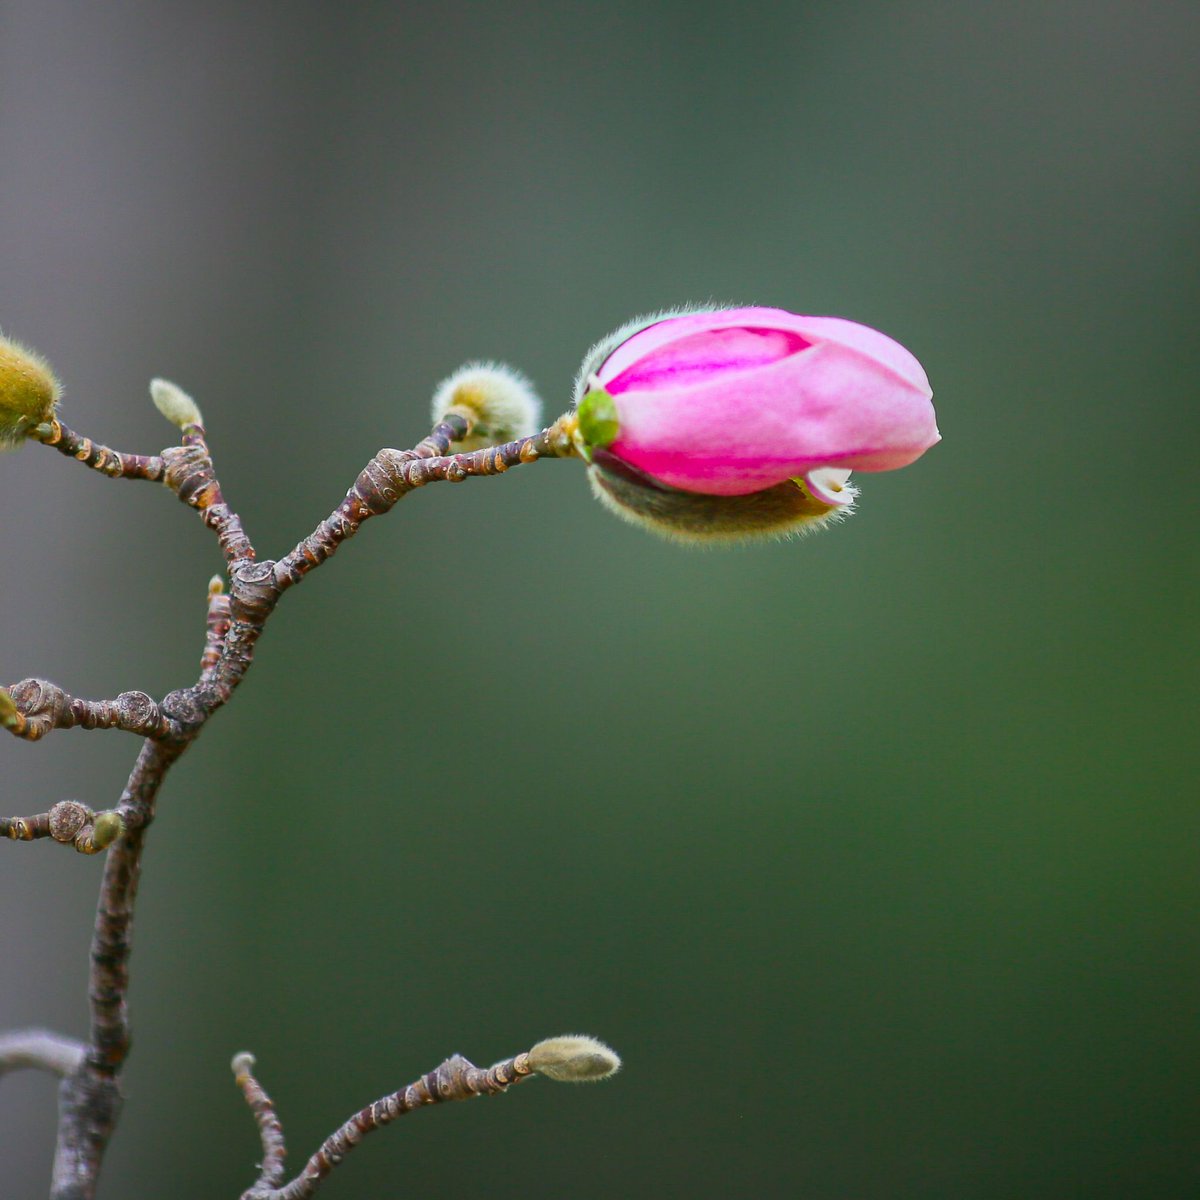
[1, 2, 1197, 1197]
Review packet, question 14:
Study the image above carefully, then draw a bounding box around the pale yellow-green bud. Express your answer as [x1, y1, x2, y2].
[528, 1035, 621, 1083]
[91, 810, 125, 850]
[430, 361, 541, 451]
[0, 333, 61, 448]
[149, 378, 203, 429]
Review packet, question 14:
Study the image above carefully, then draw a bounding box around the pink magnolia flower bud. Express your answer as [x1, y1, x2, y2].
[573, 307, 938, 542]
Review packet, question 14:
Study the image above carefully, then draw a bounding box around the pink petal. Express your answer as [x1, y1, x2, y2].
[593, 308, 938, 497]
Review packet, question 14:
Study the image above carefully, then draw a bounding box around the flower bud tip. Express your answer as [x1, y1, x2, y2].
[231, 1051, 256, 1076]
[91, 811, 124, 850]
[0, 333, 61, 448]
[528, 1035, 620, 1083]
[431, 362, 541, 451]
[149, 378, 203, 429]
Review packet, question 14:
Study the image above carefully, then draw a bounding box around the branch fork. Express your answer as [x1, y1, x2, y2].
[5, 380, 599, 1200]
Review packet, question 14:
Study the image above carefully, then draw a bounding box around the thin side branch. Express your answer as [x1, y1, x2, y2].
[0, 811, 53, 840]
[234, 1048, 536, 1200]
[0, 1030, 86, 1078]
[30, 419, 165, 482]
[31, 412, 256, 566]
[2, 801, 122, 855]
[232, 1053, 287, 1189]
[273, 414, 578, 592]
[2, 680, 175, 742]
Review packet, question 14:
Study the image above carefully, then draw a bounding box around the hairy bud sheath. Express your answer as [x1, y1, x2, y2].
[149, 378, 203, 429]
[527, 1035, 621, 1082]
[587, 448, 854, 543]
[430, 362, 541, 451]
[573, 306, 937, 543]
[0, 333, 60, 447]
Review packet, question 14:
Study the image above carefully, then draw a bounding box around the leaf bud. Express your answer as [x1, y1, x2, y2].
[430, 362, 541, 450]
[0, 332, 61, 448]
[528, 1035, 621, 1083]
[91, 810, 125, 850]
[149, 378, 203, 429]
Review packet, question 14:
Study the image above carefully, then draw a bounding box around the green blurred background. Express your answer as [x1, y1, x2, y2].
[1, 2, 1196, 1196]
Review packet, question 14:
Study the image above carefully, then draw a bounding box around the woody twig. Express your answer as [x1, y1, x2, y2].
[232, 1036, 618, 1200]
[1, 343, 605, 1200]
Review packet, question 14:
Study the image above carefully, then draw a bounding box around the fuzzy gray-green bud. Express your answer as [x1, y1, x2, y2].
[528, 1035, 620, 1082]
[149, 378, 203, 429]
[430, 362, 541, 451]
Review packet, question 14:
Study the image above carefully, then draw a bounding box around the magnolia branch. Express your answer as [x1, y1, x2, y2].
[3, 389, 586, 1200]
[273, 413, 577, 592]
[232, 1037, 619, 1200]
[31, 418, 165, 482]
[1, 680, 175, 742]
[1, 801, 123, 855]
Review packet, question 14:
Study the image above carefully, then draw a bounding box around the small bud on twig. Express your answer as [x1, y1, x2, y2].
[48, 801, 92, 844]
[430, 362, 541, 451]
[91, 811, 124, 850]
[0, 332, 60, 448]
[149, 378, 203, 430]
[231, 1051, 256, 1077]
[527, 1035, 621, 1082]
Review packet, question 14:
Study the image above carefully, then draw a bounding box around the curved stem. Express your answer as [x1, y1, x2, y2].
[274, 415, 577, 592]
[235, 1049, 535, 1200]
